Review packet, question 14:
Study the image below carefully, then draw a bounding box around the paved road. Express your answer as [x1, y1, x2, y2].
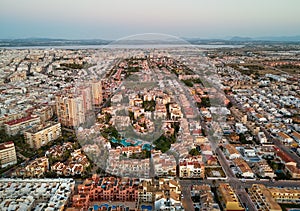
[180, 183, 194, 211]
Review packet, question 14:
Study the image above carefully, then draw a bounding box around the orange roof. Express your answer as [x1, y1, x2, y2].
[276, 149, 295, 163]
[4, 115, 38, 126]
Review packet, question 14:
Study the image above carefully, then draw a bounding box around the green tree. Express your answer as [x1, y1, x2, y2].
[189, 148, 201, 156]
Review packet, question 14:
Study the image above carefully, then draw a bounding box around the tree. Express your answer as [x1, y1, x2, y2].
[189, 148, 201, 156]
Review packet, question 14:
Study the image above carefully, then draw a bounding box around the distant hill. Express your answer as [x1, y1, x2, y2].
[230, 36, 253, 41]
[255, 35, 300, 42]
[230, 35, 300, 42]
[1, 36, 300, 47]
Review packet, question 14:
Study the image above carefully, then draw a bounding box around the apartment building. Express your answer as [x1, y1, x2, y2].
[269, 187, 300, 204]
[0, 141, 17, 168]
[24, 122, 61, 149]
[72, 176, 139, 208]
[179, 155, 204, 178]
[217, 183, 244, 211]
[32, 105, 54, 122]
[0, 112, 27, 128]
[55, 93, 86, 127]
[249, 184, 282, 211]
[90, 80, 103, 106]
[4, 115, 41, 136]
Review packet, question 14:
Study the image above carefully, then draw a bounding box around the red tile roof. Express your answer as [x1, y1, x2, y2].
[276, 149, 295, 163]
[0, 141, 14, 150]
[4, 116, 38, 126]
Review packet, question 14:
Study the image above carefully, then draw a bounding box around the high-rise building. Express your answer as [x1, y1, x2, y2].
[56, 82, 101, 127]
[0, 141, 17, 168]
[55, 93, 85, 127]
[78, 85, 93, 112]
[90, 80, 103, 106]
[24, 122, 62, 149]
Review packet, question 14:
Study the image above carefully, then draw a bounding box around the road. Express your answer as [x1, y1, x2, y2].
[215, 147, 256, 211]
[180, 183, 194, 211]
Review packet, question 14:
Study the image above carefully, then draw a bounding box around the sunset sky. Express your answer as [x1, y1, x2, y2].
[1, 0, 300, 39]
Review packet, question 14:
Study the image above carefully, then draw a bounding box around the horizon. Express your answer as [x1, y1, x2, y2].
[1, 0, 300, 40]
[1, 34, 300, 41]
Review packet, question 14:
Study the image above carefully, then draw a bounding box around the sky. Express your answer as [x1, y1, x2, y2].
[1, 0, 300, 40]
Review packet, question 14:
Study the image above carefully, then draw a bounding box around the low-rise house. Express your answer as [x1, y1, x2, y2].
[258, 132, 268, 144]
[0, 178, 75, 211]
[121, 146, 142, 157]
[152, 151, 177, 177]
[253, 160, 276, 179]
[233, 158, 254, 178]
[275, 148, 296, 165]
[255, 113, 268, 123]
[191, 185, 220, 211]
[229, 133, 240, 143]
[235, 123, 248, 134]
[224, 144, 241, 160]
[155, 178, 183, 211]
[277, 132, 293, 144]
[24, 157, 49, 177]
[285, 165, 300, 179]
[291, 131, 300, 144]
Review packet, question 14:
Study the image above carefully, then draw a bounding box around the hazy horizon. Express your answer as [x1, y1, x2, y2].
[1, 0, 300, 40]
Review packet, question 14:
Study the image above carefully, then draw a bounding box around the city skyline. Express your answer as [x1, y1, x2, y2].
[1, 0, 300, 39]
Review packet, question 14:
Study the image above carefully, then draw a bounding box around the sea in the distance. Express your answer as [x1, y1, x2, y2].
[2, 44, 244, 50]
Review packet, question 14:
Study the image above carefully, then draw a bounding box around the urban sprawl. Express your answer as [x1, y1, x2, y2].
[0, 45, 300, 211]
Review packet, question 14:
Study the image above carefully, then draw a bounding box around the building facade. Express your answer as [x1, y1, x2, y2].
[24, 122, 62, 149]
[4, 115, 41, 136]
[217, 183, 244, 211]
[90, 80, 103, 106]
[55, 93, 86, 127]
[0, 141, 17, 168]
[249, 184, 282, 211]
